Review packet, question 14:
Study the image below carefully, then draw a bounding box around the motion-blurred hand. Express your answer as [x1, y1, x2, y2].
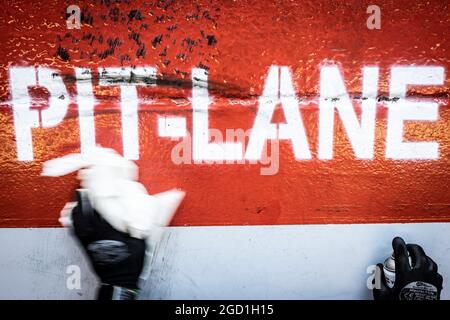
[71, 189, 146, 300]
[44, 148, 186, 300]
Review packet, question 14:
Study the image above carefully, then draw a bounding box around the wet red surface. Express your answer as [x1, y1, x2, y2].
[0, 0, 449, 227]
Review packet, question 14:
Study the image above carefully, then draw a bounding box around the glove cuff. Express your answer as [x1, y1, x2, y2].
[97, 284, 139, 300]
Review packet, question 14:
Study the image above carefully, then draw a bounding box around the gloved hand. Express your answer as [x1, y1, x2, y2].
[71, 189, 146, 300]
[373, 237, 443, 300]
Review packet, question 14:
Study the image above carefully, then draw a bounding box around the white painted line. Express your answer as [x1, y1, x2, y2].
[1, 223, 450, 299]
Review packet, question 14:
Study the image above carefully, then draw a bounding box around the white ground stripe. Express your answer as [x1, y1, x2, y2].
[0, 223, 449, 299]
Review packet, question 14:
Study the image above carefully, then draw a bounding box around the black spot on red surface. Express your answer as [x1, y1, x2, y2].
[56, 46, 70, 61]
[136, 44, 146, 58]
[128, 9, 143, 23]
[152, 34, 163, 48]
[206, 35, 217, 46]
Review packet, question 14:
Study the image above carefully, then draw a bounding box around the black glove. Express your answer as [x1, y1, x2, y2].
[71, 189, 146, 300]
[373, 237, 443, 300]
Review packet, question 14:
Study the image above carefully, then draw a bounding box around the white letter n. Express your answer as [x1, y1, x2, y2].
[318, 66, 378, 160]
